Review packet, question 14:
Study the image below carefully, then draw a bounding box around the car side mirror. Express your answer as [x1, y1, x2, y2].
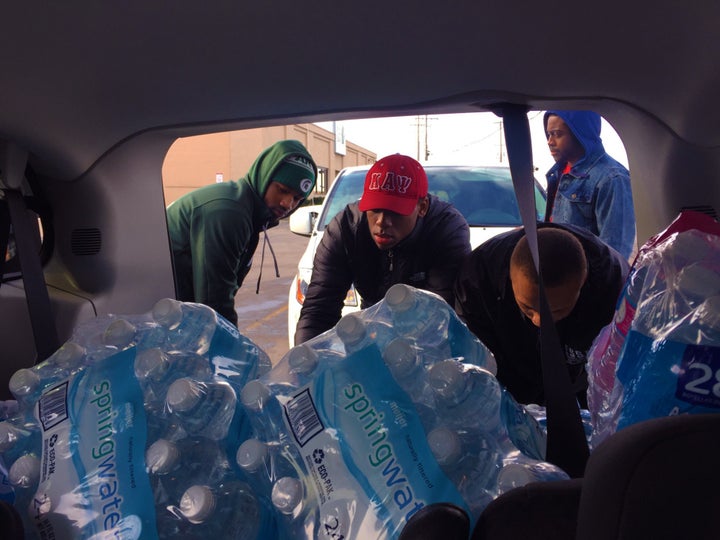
[289, 205, 321, 236]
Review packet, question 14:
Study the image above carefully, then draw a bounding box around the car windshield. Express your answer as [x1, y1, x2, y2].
[317, 165, 547, 230]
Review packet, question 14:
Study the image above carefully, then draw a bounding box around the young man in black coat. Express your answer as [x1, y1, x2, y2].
[454, 223, 629, 407]
[295, 154, 471, 345]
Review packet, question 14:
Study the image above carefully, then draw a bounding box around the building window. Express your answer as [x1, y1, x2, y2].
[317, 167, 328, 194]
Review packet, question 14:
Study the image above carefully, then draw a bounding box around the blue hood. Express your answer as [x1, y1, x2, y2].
[544, 110, 605, 163]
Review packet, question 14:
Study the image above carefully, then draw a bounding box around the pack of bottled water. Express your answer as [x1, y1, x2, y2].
[1, 287, 563, 539]
[587, 211, 720, 447]
[237, 284, 565, 538]
[0, 298, 276, 540]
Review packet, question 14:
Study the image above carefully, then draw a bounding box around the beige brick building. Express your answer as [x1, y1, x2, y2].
[162, 123, 376, 205]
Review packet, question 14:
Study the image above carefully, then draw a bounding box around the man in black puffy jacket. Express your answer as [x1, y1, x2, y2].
[295, 154, 471, 345]
[454, 223, 629, 407]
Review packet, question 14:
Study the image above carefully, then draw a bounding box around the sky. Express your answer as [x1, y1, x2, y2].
[316, 111, 628, 185]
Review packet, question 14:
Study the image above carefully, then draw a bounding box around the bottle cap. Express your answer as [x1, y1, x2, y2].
[288, 345, 319, 375]
[427, 360, 466, 401]
[103, 319, 137, 348]
[53, 342, 86, 370]
[135, 348, 170, 381]
[271, 476, 303, 514]
[383, 338, 417, 378]
[152, 298, 184, 330]
[180, 485, 215, 524]
[427, 426, 461, 465]
[236, 439, 268, 472]
[8, 368, 40, 399]
[336, 313, 366, 347]
[8, 454, 40, 488]
[240, 380, 272, 412]
[385, 283, 415, 313]
[166, 378, 202, 412]
[145, 439, 180, 474]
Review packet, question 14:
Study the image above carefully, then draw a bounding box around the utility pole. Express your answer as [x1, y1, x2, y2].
[496, 120, 504, 163]
[412, 115, 436, 161]
[424, 115, 430, 161]
[416, 116, 421, 161]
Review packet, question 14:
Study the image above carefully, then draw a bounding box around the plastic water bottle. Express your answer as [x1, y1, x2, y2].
[286, 344, 320, 387]
[382, 337, 437, 428]
[103, 318, 138, 349]
[524, 404, 592, 450]
[283, 345, 347, 393]
[165, 378, 238, 441]
[152, 298, 219, 355]
[7, 453, 41, 497]
[666, 229, 713, 268]
[155, 506, 189, 540]
[240, 380, 286, 440]
[426, 426, 501, 516]
[100, 317, 168, 354]
[17, 342, 86, 392]
[385, 284, 453, 358]
[667, 294, 720, 345]
[445, 319, 498, 375]
[240, 380, 274, 414]
[271, 475, 305, 516]
[500, 391, 547, 460]
[427, 360, 502, 432]
[632, 261, 720, 342]
[8, 368, 43, 413]
[336, 312, 393, 355]
[676, 262, 720, 308]
[0, 401, 19, 422]
[256, 348, 273, 377]
[51, 341, 86, 377]
[0, 418, 41, 466]
[177, 481, 277, 539]
[135, 348, 213, 411]
[136, 348, 175, 412]
[145, 436, 230, 506]
[236, 438, 299, 494]
[495, 460, 570, 494]
[382, 337, 425, 398]
[212, 340, 267, 395]
[76, 318, 137, 364]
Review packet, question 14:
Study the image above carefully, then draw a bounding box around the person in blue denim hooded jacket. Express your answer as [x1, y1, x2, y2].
[543, 110, 637, 261]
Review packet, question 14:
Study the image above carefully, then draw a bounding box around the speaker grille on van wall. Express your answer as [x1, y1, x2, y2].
[71, 228, 102, 255]
[680, 205, 718, 220]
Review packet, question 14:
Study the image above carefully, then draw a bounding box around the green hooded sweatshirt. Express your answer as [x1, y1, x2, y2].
[166, 139, 317, 324]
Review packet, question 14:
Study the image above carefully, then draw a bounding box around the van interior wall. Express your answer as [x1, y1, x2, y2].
[0, 283, 97, 400]
[0, 132, 177, 393]
[42, 132, 177, 315]
[603, 105, 720, 245]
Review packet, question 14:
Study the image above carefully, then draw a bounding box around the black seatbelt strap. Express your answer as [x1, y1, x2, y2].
[0, 199, 9, 286]
[501, 104, 589, 478]
[6, 189, 60, 362]
[2, 140, 60, 364]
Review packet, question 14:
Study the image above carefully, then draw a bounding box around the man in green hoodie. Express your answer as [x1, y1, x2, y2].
[166, 139, 317, 325]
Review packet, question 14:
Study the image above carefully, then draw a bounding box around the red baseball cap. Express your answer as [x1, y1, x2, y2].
[358, 154, 429, 216]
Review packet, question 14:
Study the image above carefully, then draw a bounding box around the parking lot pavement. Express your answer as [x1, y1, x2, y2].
[234, 219, 307, 366]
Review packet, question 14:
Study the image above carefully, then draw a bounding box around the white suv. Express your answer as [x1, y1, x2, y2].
[287, 164, 547, 346]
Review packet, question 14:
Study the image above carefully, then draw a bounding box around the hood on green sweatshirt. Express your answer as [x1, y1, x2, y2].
[244, 139, 318, 200]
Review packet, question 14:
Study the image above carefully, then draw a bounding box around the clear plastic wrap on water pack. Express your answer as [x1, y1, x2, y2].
[238, 284, 566, 539]
[0, 298, 275, 540]
[587, 211, 720, 447]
